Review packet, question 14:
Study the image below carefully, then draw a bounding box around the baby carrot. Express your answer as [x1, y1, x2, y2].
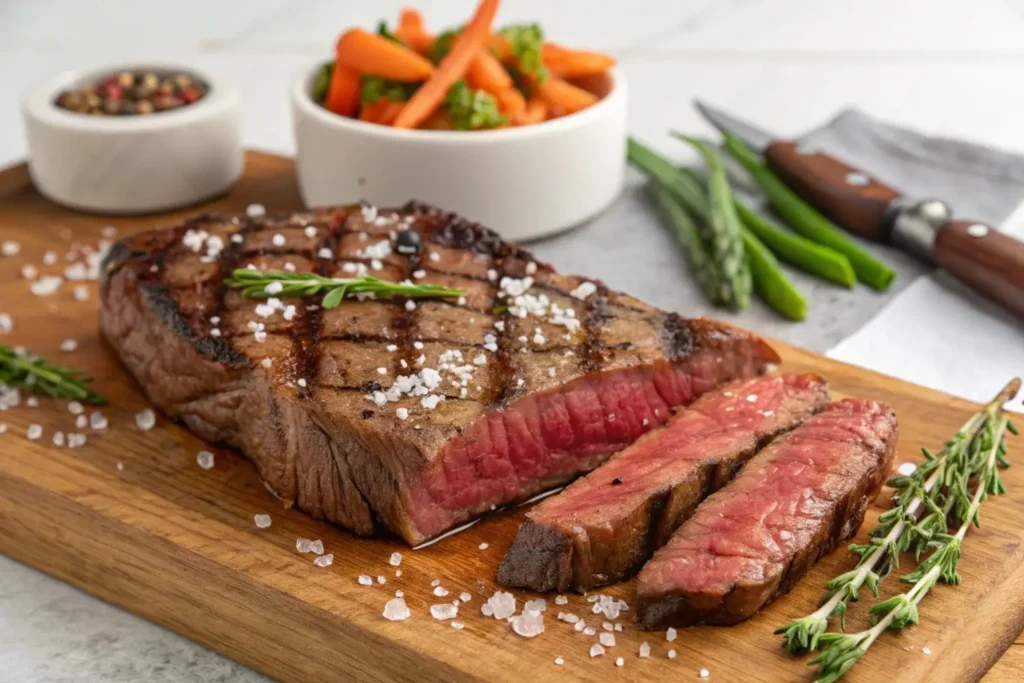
[323, 64, 360, 116]
[534, 75, 597, 115]
[542, 44, 616, 78]
[516, 99, 547, 125]
[394, 0, 501, 129]
[395, 9, 434, 54]
[336, 28, 435, 82]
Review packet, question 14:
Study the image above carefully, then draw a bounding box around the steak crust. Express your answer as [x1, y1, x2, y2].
[100, 202, 780, 544]
[635, 399, 898, 629]
[497, 373, 830, 593]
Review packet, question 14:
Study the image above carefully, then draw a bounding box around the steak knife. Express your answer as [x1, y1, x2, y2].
[696, 101, 1024, 321]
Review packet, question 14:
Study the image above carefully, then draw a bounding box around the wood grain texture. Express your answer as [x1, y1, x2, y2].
[0, 152, 1022, 682]
[934, 219, 1024, 321]
[764, 140, 898, 242]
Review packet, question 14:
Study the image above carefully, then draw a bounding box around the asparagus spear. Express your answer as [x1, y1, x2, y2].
[649, 184, 722, 303]
[723, 133, 896, 291]
[670, 134, 751, 310]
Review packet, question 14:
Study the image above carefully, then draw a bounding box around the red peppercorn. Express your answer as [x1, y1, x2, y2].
[104, 83, 123, 99]
[180, 87, 200, 104]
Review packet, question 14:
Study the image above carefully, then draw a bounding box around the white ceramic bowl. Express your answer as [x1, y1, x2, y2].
[292, 63, 627, 242]
[22, 64, 243, 214]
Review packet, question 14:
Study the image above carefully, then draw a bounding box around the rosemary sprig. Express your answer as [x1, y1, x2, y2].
[776, 379, 1020, 655]
[0, 344, 107, 404]
[810, 411, 1014, 683]
[224, 269, 465, 308]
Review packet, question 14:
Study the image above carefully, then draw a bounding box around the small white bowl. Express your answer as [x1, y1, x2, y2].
[22, 64, 243, 215]
[292, 63, 627, 242]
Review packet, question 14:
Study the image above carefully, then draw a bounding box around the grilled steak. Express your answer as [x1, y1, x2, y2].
[496, 373, 829, 592]
[635, 399, 898, 629]
[99, 201, 779, 545]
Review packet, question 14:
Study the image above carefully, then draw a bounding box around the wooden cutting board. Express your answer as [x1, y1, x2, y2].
[1, 152, 1021, 683]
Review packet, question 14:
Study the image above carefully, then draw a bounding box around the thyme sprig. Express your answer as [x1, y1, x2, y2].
[776, 379, 1020, 656]
[224, 269, 465, 309]
[810, 411, 1014, 683]
[0, 344, 107, 404]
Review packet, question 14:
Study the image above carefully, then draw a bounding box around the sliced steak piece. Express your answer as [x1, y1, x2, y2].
[635, 399, 898, 629]
[496, 373, 829, 593]
[99, 202, 780, 545]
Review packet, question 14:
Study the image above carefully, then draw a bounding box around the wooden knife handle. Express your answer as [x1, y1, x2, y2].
[933, 221, 1024, 320]
[764, 140, 898, 241]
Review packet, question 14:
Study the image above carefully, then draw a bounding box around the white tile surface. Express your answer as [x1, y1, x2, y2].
[2, 1, 1023, 681]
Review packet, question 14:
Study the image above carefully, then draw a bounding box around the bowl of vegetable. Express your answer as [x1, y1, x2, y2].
[291, 1, 627, 242]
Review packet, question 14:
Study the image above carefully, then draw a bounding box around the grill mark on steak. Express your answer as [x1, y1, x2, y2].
[100, 202, 781, 545]
[635, 398, 898, 629]
[496, 374, 830, 592]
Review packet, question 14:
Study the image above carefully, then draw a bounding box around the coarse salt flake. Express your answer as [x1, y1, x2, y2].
[554, 657, 564, 666]
[52, 431, 65, 447]
[313, 553, 334, 567]
[511, 609, 544, 637]
[383, 597, 411, 621]
[433, 586, 449, 597]
[666, 627, 678, 642]
[196, 450, 215, 469]
[451, 621, 464, 630]
[482, 591, 516, 620]
[389, 552, 402, 566]
[479, 542, 489, 550]
[246, 203, 266, 218]
[616, 657, 624, 667]
[524, 599, 547, 612]
[431, 603, 458, 620]
[296, 538, 314, 553]
[264, 281, 284, 295]
[459, 592, 472, 602]
[700, 669, 710, 679]
[668, 650, 677, 659]
[898, 462, 917, 476]
[135, 408, 156, 431]
[570, 281, 597, 300]
[26, 424, 42, 440]
[68, 401, 83, 415]
[0, 314, 12, 334]
[590, 644, 605, 658]
[639, 642, 650, 658]
[30, 276, 63, 297]
[1, 241, 20, 256]
[396, 407, 409, 420]
[89, 412, 108, 430]
[261, 358, 272, 369]
[600, 632, 616, 648]
[555, 595, 568, 605]
[254, 514, 272, 528]
[922, 647, 932, 655]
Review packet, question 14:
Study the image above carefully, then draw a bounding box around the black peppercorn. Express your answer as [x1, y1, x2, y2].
[395, 229, 422, 255]
[611, 477, 622, 486]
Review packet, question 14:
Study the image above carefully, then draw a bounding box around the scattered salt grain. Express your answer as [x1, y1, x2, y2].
[63, 263, 88, 281]
[431, 603, 458, 620]
[451, 621, 464, 630]
[555, 595, 568, 605]
[30, 276, 63, 296]
[43, 251, 58, 265]
[1, 241, 20, 256]
[557, 613, 579, 624]
[479, 542, 489, 550]
[73, 285, 90, 301]
[264, 281, 284, 295]
[196, 450, 215, 469]
[570, 281, 597, 300]
[297, 378, 307, 388]
[639, 642, 650, 658]
[574, 621, 585, 632]
[668, 650, 677, 659]
[590, 644, 605, 658]
[231, 234, 244, 244]
[89, 412, 108, 430]
[378, 575, 386, 584]
[67, 433, 86, 448]
[898, 462, 917, 476]
[246, 203, 266, 218]
[26, 424, 42, 440]
[600, 632, 616, 648]
[116, 462, 124, 471]
[304, 226, 317, 238]
[310, 540, 324, 554]
[615, 657, 624, 667]
[0, 424, 6, 434]
[27, 397, 39, 407]
[395, 590, 404, 597]
[313, 554, 334, 567]
[0, 313, 12, 334]
[68, 401, 83, 415]
[482, 591, 516, 620]
[405, 300, 416, 312]
[317, 247, 333, 259]
[615, 623, 622, 632]
[102, 226, 118, 238]
[383, 597, 411, 621]
[584, 627, 596, 636]
[433, 586, 449, 597]
[699, 669, 710, 679]
[922, 647, 932, 656]
[261, 358, 272, 369]
[431, 579, 441, 587]
[525, 599, 547, 612]
[75, 415, 87, 429]
[21, 264, 37, 279]
[254, 514, 272, 528]
[296, 538, 314, 553]
[511, 609, 544, 637]
[554, 657, 564, 666]
[59, 339, 78, 352]
[603, 623, 614, 632]
[395, 569, 402, 577]
[376, 367, 387, 375]
[412, 269, 425, 279]
[271, 234, 286, 247]
[358, 575, 373, 586]
[52, 431, 65, 447]
[459, 592, 471, 602]
[396, 407, 409, 420]
[746, 394, 758, 403]
[389, 552, 402, 566]
[666, 627, 678, 642]
[135, 408, 156, 431]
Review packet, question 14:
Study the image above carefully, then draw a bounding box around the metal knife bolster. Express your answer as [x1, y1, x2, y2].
[880, 197, 953, 263]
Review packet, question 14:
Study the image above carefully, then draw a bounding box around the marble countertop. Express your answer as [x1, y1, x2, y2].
[2, 0, 1024, 680]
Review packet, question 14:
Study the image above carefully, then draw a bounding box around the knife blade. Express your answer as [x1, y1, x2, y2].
[696, 100, 1024, 321]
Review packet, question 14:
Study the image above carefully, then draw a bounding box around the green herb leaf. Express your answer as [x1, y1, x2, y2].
[499, 23, 548, 82]
[313, 61, 333, 102]
[430, 26, 463, 63]
[360, 76, 417, 104]
[377, 20, 402, 44]
[224, 269, 465, 308]
[0, 344, 107, 404]
[443, 80, 506, 130]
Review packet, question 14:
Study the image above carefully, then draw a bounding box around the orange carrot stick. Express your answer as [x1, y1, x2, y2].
[395, 9, 434, 54]
[496, 87, 526, 120]
[336, 28, 435, 82]
[376, 100, 406, 126]
[534, 75, 598, 115]
[542, 43, 616, 79]
[516, 99, 547, 125]
[420, 110, 455, 130]
[488, 34, 512, 61]
[467, 51, 514, 92]
[323, 64, 361, 116]
[393, 0, 501, 129]
[358, 99, 387, 122]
